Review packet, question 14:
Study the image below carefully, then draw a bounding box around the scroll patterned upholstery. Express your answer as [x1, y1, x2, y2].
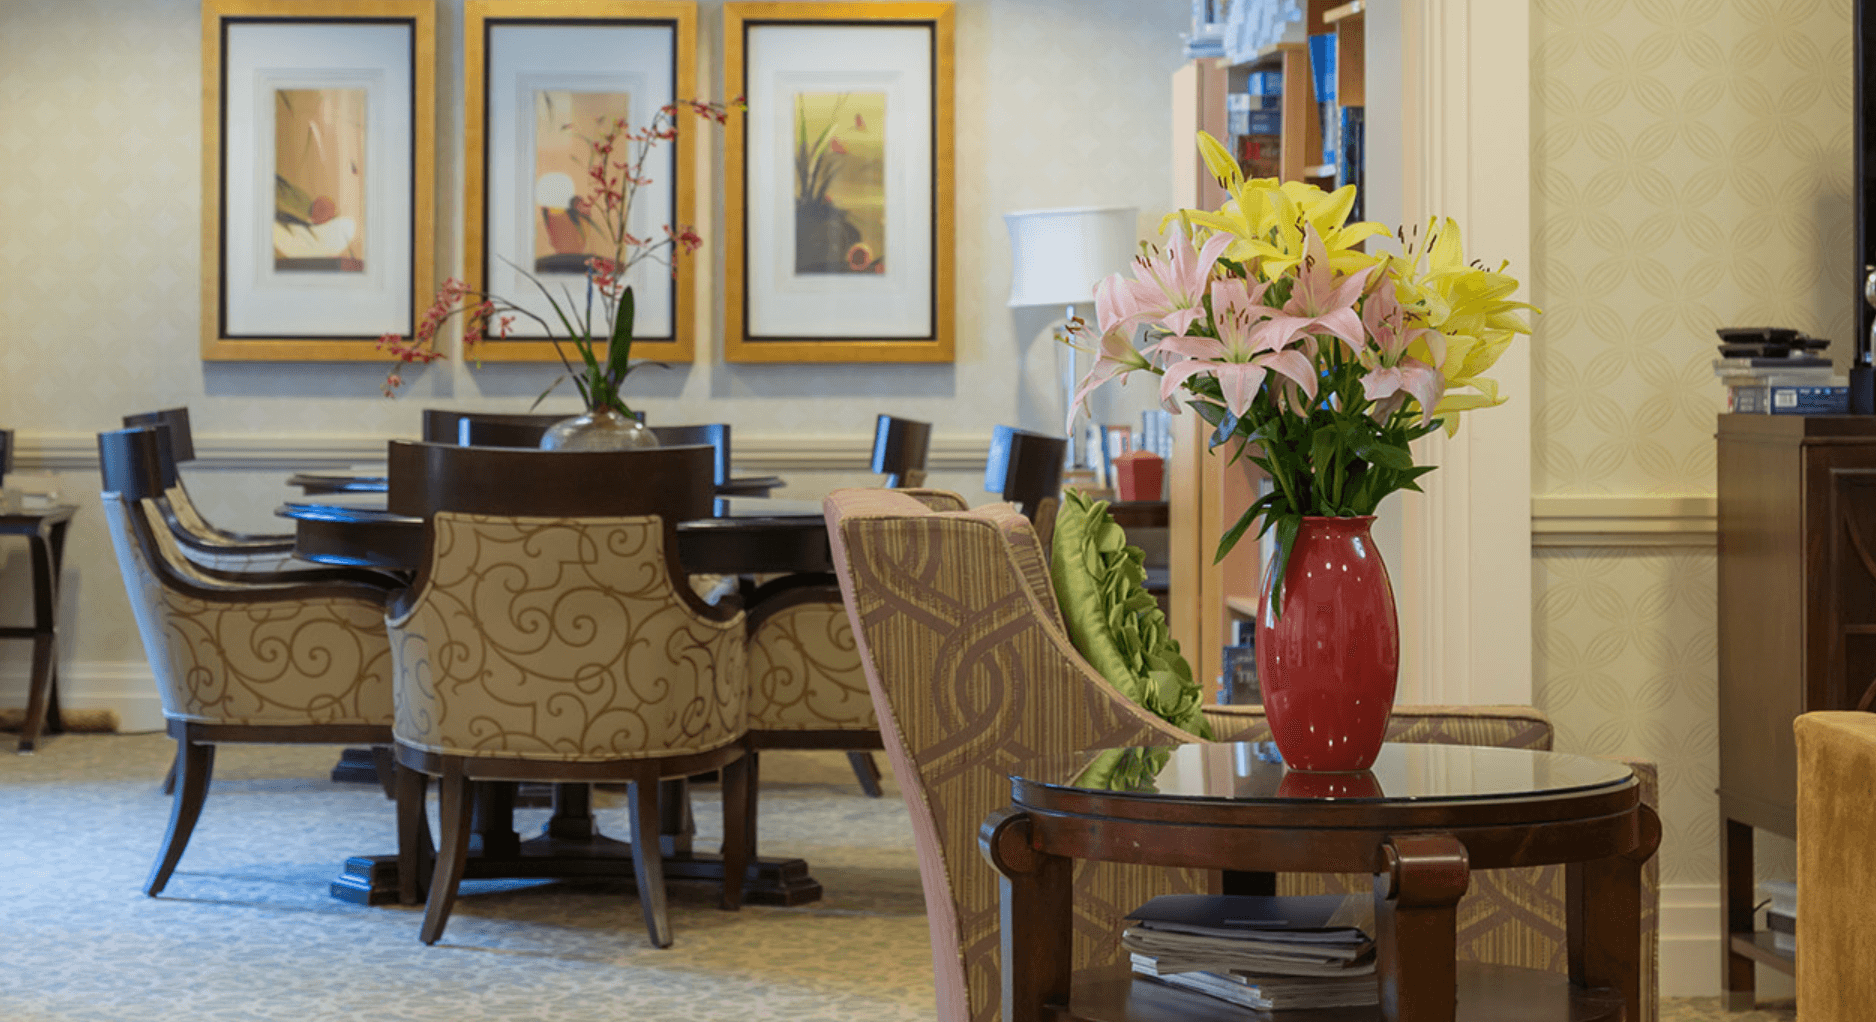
[747, 598, 875, 731]
[746, 489, 966, 735]
[101, 496, 392, 727]
[826, 488, 1206, 1022]
[389, 512, 745, 762]
[1206, 704, 1660, 1022]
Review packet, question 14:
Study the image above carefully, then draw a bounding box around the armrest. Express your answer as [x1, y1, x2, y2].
[1797, 711, 1876, 1014]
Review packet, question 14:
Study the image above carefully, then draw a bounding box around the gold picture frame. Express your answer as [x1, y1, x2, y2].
[465, 1, 698, 364]
[723, 2, 955, 363]
[200, 0, 437, 361]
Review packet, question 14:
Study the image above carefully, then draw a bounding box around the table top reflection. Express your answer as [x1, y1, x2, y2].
[1017, 742, 1634, 805]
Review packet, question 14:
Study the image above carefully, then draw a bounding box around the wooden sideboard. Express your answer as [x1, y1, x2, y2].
[1717, 414, 1876, 1009]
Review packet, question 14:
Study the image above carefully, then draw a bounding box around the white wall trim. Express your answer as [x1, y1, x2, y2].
[1531, 495, 1718, 548]
[1658, 882, 1794, 999]
[16, 431, 999, 476]
[1396, 0, 1534, 708]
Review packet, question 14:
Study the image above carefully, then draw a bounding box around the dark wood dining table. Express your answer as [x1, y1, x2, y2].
[287, 471, 789, 499]
[278, 492, 834, 909]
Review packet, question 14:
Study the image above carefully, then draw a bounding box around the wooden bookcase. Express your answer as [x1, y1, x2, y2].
[1716, 414, 1876, 1008]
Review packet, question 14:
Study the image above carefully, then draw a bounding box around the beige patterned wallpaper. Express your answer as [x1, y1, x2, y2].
[1529, 0, 1848, 888]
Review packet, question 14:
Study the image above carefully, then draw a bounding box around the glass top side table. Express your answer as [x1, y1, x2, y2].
[983, 742, 1659, 1022]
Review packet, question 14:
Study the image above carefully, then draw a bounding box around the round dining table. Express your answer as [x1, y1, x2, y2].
[277, 492, 834, 910]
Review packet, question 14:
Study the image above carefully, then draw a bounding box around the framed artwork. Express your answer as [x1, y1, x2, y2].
[465, 1, 698, 363]
[200, 0, 436, 361]
[724, 2, 955, 363]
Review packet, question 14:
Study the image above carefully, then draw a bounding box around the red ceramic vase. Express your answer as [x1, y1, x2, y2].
[1255, 516, 1399, 772]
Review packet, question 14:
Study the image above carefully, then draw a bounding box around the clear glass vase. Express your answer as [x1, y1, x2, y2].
[538, 407, 659, 451]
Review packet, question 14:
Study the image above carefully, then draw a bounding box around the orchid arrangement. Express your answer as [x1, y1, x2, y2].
[376, 97, 739, 414]
[1068, 131, 1537, 610]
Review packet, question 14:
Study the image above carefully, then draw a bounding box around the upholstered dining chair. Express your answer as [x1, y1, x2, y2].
[871, 415, 932, 488]
[383, 440, 749, 947]
[97, 426, 407, 897]
[822, 488, 1663, 1022]
[122, 408, 302, 572]
[742, 490, 965, 807]
[984, 425, 1067, 548]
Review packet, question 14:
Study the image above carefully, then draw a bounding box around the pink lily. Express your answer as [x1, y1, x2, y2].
[1247, 221, 1372, 354]
[1064, 321, 1152, 430]
[1356, 282, 1444, 424]
[1095, 229, 1233, 337]
[1157, 279, 1319, 419]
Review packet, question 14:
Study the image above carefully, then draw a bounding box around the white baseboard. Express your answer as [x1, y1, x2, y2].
[1659, 883, 1795, 999]
[0, 661, 164, 734]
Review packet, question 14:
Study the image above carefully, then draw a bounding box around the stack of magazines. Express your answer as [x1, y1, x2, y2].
[1123, 894, 1378, 1011]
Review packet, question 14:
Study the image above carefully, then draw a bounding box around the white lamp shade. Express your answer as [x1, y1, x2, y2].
[1003, 206, 1140, 308]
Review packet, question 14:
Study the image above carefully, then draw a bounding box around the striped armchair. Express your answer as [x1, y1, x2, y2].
[826, 487, 1660, 1022]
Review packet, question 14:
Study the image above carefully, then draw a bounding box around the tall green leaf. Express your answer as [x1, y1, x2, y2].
[605, 286, 636, 383]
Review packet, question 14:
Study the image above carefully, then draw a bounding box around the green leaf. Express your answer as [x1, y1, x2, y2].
[1265, 514, 1301, 621]
[605, 286, 636, 382]
[1351, 435, 1413, 471]
[1213, 498, 1265, 564]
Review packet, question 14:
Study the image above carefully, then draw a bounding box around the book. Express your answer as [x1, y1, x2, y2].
[1126, 893, 1371, 944]
[1134, 958, 1379, 1011]
[1122, 894, 1376, 977]
[1766, 909, 1795, 936]
[1764, 880, 1797, 916]
[1730, 384, 1850, 415]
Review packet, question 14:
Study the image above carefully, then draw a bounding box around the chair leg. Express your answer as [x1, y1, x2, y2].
[847, 751, 884, 797]
[743, 750, 762, 871]
[419, 762, 473, 945]
[146, 737, 214, 896]
[395, 763, 433, 907]
[160, 747, 177, 795]
[719, 753, 749, 911]
[370, 746, 398, 801]
[628, 771, 672, 948]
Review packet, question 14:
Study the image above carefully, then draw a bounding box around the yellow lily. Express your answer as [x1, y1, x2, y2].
[1168, 132, 1388, 277]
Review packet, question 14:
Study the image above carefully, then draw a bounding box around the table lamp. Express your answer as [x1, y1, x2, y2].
[1003, 205, 1140, 466]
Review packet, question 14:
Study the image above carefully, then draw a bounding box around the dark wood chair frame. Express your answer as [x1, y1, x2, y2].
[385, 441, 751, 947]
[98, 426, 408, 897]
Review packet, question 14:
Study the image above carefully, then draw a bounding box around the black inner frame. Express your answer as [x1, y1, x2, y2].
[479, 17, 682, 347]
[1858, 1, 1874, 370]
[739, 18, 941, 345]
[217, 16, 419, 342]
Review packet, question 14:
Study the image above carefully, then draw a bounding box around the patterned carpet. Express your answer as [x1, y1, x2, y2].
[0, 733, 1803, 1021]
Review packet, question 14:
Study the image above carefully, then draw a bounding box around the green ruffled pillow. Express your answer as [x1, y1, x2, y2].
[1050, 489, 1211, 745]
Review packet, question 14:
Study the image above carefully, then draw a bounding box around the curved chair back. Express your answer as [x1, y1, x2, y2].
[870, 415, 932, 488]
[419, 409, 568, 444]
[984, 425, 1065, 520]
[98, 427, 175, 503]
[822, 488, 1199, 1022]
[650, 424, 730, 486]
[387, 441, 714, 522]
[459, 418, 552, 448]
[123, 408, 196, 463]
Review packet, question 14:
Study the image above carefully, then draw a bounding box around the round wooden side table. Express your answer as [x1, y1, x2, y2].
[982, 742, 1660, 1022]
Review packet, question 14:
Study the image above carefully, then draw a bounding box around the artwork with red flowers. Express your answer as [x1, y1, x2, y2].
[532, 90, 633, 274]
[792, 91, 886, 275]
